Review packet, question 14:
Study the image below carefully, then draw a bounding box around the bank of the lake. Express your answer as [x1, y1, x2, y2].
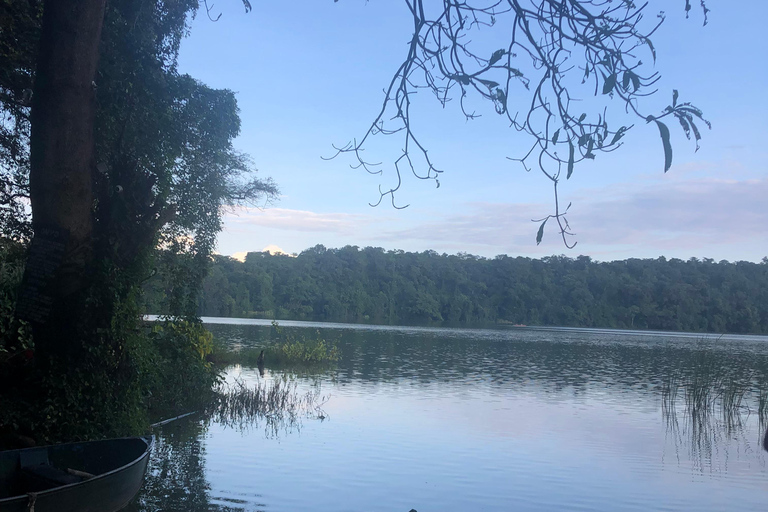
[143, 250, 768, 334]
[130, 318, 768, 512]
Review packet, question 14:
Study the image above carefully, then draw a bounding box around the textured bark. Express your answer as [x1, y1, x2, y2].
[28, 0, 106, 351]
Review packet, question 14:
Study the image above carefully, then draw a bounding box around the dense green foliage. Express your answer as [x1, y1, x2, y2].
[146, 246, 768, 334]
[0, 0, 38, 241]
[0, 0, 275, 445]
[1, 238, 218, 446]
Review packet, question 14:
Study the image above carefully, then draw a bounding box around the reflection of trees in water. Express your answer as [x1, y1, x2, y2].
[217, 324, 768, 455]
[126, 376, 327, 511]
[328, 327, 768, 466]
[660, 352, 768, 471]
[123, 418, 217, 512]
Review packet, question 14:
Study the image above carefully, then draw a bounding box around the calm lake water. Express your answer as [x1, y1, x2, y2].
[131, 318, 768, 511]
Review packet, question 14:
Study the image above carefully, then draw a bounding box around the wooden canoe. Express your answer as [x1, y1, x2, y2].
[0, 436, 153, 512]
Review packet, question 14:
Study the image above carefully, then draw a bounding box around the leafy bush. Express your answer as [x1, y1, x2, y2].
[210, 321, 340, 368]
[0, 240, 221, 445]
[268, 321, 340, 364]
[0, 240, 32, 361]
[267, 326, 341, 365]
[143, 318, 220, 414]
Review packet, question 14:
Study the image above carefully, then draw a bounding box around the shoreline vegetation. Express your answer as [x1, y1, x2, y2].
[145, 247, 768, 335]
[0, 314, 335, 448]
[146, 319, 334, 441]
[2, 237, 765, 447]
[208, 321, 341, 367]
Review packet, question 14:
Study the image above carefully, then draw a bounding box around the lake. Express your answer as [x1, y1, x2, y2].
[130, 318, 768, 511]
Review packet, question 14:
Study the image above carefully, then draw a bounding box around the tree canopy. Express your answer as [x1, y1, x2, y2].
[0, 0, 275, 443]
[145, 248, 768, 335]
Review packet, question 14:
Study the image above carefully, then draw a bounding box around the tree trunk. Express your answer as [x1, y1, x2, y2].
[28, 0, 106, 355]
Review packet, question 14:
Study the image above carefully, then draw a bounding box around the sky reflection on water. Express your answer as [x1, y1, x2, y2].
[130, 320, 768, 511]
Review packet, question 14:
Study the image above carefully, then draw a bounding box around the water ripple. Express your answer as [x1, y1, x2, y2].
[130, 320, 768, 511]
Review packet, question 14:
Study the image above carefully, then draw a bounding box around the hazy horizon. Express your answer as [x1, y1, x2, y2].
[221, 243, 767, 265]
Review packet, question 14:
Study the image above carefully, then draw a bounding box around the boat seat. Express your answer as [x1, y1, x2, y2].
[16, 447, 83, 491]
[21, 464, 83, 491]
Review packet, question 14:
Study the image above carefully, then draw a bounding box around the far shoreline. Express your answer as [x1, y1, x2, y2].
[142, 315, 768, 340]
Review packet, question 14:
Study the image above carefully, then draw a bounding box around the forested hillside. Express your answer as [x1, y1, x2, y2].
[143, 246, 768, 334]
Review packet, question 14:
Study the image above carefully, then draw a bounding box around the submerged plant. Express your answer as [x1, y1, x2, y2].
[757, 380, 768, 432]
[660, 352, 768, 467]
[209, 376, 328, 437]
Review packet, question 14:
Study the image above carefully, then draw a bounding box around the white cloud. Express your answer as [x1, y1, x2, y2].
[230, 251, 247, 262]
[372, 176, 768, 260]
[573, 177, 767, 249]
[261, 244, 292, 256]
[224, 207, 377, 235]
[229, 246, 293, 261]
[217, 175, 768, 262]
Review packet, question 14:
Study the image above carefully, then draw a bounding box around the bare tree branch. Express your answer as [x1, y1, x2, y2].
[333, 0, 710, 246]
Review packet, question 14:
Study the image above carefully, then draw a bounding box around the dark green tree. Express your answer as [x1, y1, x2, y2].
[172, 248, 767, 334]
[0, 0, 275, 442]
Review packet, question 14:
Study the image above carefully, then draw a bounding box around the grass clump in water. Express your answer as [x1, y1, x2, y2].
[266, 321, 340, 365]
[210, 321, 340, 368]
[210, 376, 327, 436]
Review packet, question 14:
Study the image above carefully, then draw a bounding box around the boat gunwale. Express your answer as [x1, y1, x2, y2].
[0, 435, 154, 505]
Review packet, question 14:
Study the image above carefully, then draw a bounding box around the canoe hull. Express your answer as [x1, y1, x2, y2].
[0, 436, 153, 512]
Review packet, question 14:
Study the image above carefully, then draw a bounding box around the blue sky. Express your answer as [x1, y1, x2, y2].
[177, 1, 767, 262]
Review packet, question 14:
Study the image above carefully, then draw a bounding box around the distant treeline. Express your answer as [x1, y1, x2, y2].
[143, 246, 768, 334]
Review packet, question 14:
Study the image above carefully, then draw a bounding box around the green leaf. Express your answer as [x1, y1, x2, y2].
[585, 138, 595, 159]
[478, 78, 500, 89]
[494, 88, 506, 108]
[489, 49, 505, 66]
[672, 89, 679, 107]
[602, 73, 617, 95]
[678, 103, 704, 119]
[567, 141, 575, 179]
[689, 120, 702, 151]
[677, 114, 691, 140]
[609, 126, 627, 146]
[536, 218, 548, 245]
[654, 120, 673, 172]
[623, 71, 640, 92]
[578, 113, 587, 122]
[690, 119, 701, 142]
[551, 129, 560, 144]
[645, 37, 656, 62]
